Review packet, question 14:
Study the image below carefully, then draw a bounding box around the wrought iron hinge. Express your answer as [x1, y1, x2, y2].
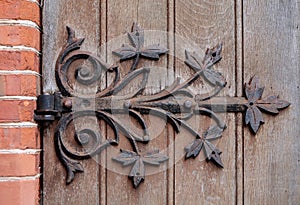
[35, 23, 290, 188]
[34, 92, 70, 121]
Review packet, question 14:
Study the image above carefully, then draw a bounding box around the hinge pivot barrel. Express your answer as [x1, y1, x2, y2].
[34, 93, 58, 121]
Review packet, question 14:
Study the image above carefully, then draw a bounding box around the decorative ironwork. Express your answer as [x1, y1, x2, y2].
[35, 23, 290, 188]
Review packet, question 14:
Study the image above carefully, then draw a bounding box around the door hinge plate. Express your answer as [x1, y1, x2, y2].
[35, 23, 290, 188]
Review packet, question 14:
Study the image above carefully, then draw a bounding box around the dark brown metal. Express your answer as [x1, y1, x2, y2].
[244, 76, 290, 133]
[34, 23, 290, 188]
[113, 149, 168, 188]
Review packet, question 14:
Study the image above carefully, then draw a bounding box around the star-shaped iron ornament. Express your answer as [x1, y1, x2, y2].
[185, 125, 225, 168]
[185, 44, 226, 87]
[113, 23, 168, 71]
[34, 23, 291, 189]
[113, 149, 168, 188]
[244, 76, 290, 133]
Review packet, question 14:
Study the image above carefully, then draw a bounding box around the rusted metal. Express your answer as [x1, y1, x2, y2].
[34, 23, 290, 188]
[244, 76, 290, 133]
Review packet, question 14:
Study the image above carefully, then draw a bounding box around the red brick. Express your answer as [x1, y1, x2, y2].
[0, 75, 39, 96]
[0, 153, 39, 176]
[0, 0, 41, 26]
[0, 51, 40, 71]
[20, 75, 39, 96]
[4, 75, 21, 95]
[0, 0, 41, 204]
[0, 26, 40, 50]
[0, 179, 39, 205]
[0, 127, 40, 149]
[0, 100, 36, 122]
[0, 76, 5, 95]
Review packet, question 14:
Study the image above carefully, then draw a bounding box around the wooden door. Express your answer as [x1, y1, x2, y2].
[41, 0, 299, 204]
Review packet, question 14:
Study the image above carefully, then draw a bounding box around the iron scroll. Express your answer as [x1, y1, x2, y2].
[35, 24, 290, 188]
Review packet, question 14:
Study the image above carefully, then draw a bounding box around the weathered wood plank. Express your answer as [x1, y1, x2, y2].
[99, 1, 107, 205]
[167, 0, 175, 204]
[235, 0, 244, 204]
[42, 1, 101, 204]
[243, 0, 300, 204]
[174, 0, 238, 204]
[41, 1, 300, 204]
[105, 0, 170, 204]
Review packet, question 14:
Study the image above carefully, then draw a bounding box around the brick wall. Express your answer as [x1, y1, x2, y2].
[0, 0, 41, 204]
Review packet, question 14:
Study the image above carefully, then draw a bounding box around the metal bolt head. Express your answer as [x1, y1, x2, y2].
[63, 99, 72, 108]
[79, 67, 90, 77]
[184, 100, 192, 109]
[124, 100, 131, 109]
[76, 133, 90, 145]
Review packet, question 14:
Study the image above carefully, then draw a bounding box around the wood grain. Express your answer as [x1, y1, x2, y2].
[174, 0, 238, 204]
[42, 1, 101, 204]
[243, 0, 300, 204]
[40, 0, 300, 204]
[235, 1, 244, 204]
[105, 0, 170, 204]
[98, 1, 107, 204]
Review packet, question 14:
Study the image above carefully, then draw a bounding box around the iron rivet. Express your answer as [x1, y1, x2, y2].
[124, 101, 131, 108]
[79, 67, 90, 77]
[77, 133, 89, 145]
[63, 99, 72, 108]
[184, 100, 192, 109]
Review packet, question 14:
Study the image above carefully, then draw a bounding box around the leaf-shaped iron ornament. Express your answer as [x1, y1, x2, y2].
[244, 76, 290, 133]
[185, 125, 224, 168]
[113, 23, 168, 71]
[34, 23, 290, 188]
[113, 149, 168, 188]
